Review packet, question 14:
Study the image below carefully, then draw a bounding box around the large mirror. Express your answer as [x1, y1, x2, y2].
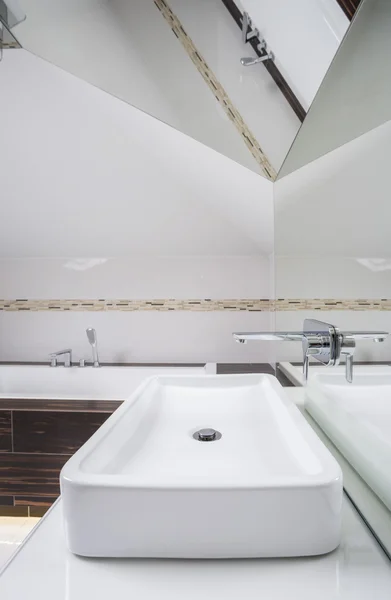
[2, 0, 364, 180]
[274, 0, 391, 556]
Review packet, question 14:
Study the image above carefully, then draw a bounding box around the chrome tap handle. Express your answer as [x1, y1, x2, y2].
[335, 330, 388, 383]
[49, 349, 72, 368]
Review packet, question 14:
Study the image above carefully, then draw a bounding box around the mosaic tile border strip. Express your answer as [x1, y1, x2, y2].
[154, 0, 277, 181]
[1, 299, 391, 312]
[0, 299, 273, 312]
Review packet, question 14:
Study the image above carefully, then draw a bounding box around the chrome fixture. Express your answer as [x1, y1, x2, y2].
[241, 51, 274, 67]
[233, 319, 388, 383]
[49, 348, 72, 368]
[0, 0, 23, 60]
[193, 428, 222, 442]
[79, 358, 86, 368]
[86, 328, 100, 368]
[241, 11, 259, 44]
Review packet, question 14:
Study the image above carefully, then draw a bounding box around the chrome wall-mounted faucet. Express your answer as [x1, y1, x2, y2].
[86, 328, 100, 368]
[49, 348, 72, 368]
[233, 319, 388, 383]
[241, 11, 259, 44]
[240, 11, 273, 66]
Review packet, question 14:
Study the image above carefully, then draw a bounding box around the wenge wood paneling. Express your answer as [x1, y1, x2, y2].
[0, 506, 28, 517]
[336, 0, 361, 20]
[0, 453, 70, 496]
[13, 411, 110, 454]
[15, 495, 55, 507]
[30, 506, 49, 517]
[0, 495, 14, 506]
[0, 411, 12, 452]
[0, 399, 122, 412]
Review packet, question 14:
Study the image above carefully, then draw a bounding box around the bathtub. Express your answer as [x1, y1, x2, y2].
[0, 364, 215, 401]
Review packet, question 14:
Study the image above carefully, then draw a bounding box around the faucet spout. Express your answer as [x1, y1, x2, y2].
[233, 321, 389, 384]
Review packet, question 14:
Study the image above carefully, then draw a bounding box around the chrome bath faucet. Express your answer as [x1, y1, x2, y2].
[49, 348, 72, 368]
[233, 318, 389, 383]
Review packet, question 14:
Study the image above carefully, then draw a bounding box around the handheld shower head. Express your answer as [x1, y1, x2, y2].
[86, 327, 97, 346]
[86, 328, 99, 367]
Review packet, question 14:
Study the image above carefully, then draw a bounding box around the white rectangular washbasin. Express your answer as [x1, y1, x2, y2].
[61, 374, 342, 559]
[306, 371, 391, 512]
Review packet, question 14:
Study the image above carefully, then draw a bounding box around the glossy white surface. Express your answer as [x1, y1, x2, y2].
[306, 371, 391, 512]
[0, 256, 273, 299]
[170, 0, 301, 172]
[239, 0, 348, 109]
[279, 363, 391, 388]
[0, 518, 39, 568]
[0, 50, 273, 258]
[15, 0, 257, 173]
[274, 119, 391, 364]
[61, 374, 342, 558]
[1, 496, 391, 599]
[279, 0, 391, 178]
[0, 365, 211, 400]
[0, 310, 275, 364]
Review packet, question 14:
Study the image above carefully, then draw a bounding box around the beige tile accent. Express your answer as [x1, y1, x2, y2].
[0, 299, 272, 312]
[0, 299, 391, 312]
[154, 0, 277, 181]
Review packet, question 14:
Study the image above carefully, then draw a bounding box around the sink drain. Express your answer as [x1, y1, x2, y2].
[193, 428, 222, 442]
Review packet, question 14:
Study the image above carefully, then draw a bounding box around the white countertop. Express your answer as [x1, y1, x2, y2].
[1, 387, 390, 599]
[1, 497, 391, 599]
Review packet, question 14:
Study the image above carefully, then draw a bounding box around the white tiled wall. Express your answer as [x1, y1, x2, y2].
[0, 310, 275, 364]
[0, 48, 274, 364]
[0, 257, 273, 300]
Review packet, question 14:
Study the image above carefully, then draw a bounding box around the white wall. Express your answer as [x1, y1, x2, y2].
[239, 0, 348, 110]
[0, 49, 274, 364]
[274, 119, 391, 362]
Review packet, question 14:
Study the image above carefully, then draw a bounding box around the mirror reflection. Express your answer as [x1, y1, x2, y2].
[6, 0, 361, 180]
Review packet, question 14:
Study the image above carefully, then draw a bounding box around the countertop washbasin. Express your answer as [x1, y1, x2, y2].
[306, 371, 391, 511]
[61, 374, 342, 559]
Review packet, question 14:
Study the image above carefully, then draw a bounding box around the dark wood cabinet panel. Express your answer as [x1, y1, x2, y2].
[13, 411, 110, 454]
[0, 399, 122, 412]
[0, 453, 70, 496]
[15, 495, 56, 507]
[0, 495, 14, 506]
[0, 411, 12, 452]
